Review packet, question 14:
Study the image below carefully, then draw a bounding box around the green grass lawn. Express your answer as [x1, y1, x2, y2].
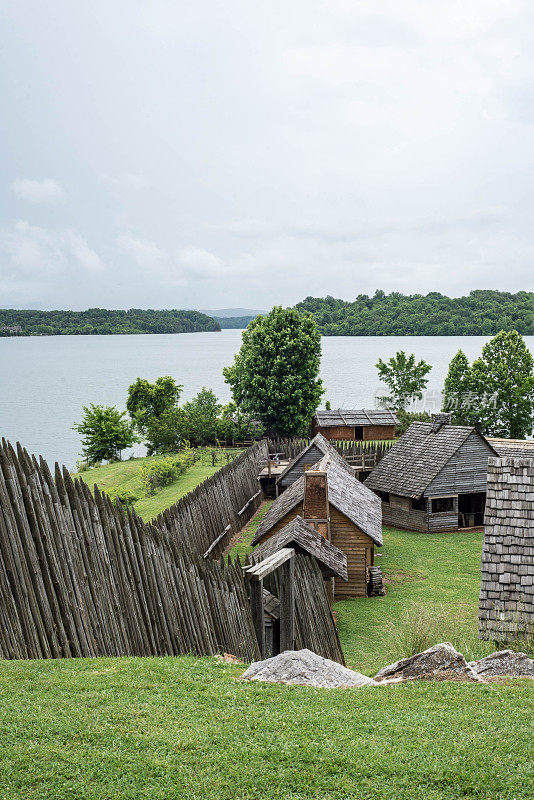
[0, 656, 532, 800]
[72, 448, 243, 521]
[1, 523, 533, 799]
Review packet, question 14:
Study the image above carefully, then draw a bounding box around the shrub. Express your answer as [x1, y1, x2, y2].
[139, 447, 196, 496]
[109, 489, 139, 508]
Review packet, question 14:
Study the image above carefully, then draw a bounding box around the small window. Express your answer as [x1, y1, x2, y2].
[431, 497, 455, 513]
[412, 496, 426, 511]
[377, 491, 390, 503]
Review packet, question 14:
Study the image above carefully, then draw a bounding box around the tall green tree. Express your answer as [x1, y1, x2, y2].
[223, 306, 324, 436]
[74, 405, 138, 465]
[470, 330, 534, 438]
[126, 376, 183, 440]
[442, 349, 476, 425]
[376, 351, 432, 411]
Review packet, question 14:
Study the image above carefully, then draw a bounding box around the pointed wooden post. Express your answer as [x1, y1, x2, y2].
[279, 555, 295, 652]
[249, 578, 265, 658]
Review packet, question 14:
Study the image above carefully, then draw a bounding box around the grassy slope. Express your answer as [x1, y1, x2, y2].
[0, 656, 532, 800]
[73, 449, 242, 521]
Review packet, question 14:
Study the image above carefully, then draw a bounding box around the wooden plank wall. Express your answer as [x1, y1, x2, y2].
[0, 439, 344, 664]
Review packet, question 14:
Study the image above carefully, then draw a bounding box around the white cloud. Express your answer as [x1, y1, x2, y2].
[178, 246, 223, 277]
[99, 173, 148, 189]
[1, 221, 104, 276]
[11, 179, 65, 203]
[117, 233, 166, 266]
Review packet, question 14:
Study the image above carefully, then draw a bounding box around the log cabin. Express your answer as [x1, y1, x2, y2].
[252, 454, 382, 598]
[364, 414, 499, 532]
[311, 409, 398, 441]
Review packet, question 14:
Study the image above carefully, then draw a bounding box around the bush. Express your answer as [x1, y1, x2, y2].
[109, 489, 139, 508]
[139, 447, 197, 496]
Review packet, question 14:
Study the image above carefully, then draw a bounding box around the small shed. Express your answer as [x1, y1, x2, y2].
[252, 516, 348, 582]
[479, 457, 534, 642]
[276, 433, 355, 494]
[252, 454, 382, 597]
[364, 414, 498, 532]
[487, 438, 534, 459]
[312, 409, 398, 441]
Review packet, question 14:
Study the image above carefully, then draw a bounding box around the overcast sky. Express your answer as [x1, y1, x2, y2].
[1, 1, 533, 310]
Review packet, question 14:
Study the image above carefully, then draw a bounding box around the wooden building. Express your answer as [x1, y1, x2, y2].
[276, 433, 355, 493]
[364, 414, 498, 532]
[252, 454, 382, 597]
[311, 409, 398, 441]
[479, 457, 534, 642]
[252, 516, 348, 582]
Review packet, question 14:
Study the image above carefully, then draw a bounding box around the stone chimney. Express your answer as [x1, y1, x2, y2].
[302, 468, 330, 538]
[431, 413, 451, 433]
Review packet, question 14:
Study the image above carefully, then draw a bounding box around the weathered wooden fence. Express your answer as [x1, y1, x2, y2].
[266, 437, 394, 464]
[155, 440, 268, 558]
[0, 439, 343, 663]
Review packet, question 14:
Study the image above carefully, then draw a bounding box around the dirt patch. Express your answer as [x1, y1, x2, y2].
[383, 569, 427, 586]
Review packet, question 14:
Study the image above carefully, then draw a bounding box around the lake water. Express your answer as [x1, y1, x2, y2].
[1, 330, 532, 469]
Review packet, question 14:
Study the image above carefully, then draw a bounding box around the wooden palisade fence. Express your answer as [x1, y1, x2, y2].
[155, 440, 268, 558]
[266, 437, 394, 465]
[0, 439, 343, 664]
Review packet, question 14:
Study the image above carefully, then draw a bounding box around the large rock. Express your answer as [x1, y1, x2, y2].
[374, 642, 484, 684]
[468, 650, 534, 679]
[241, 649, 378, 688]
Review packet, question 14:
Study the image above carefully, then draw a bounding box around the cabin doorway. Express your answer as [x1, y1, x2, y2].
[458, 492, 486, 528]
[353, 426, 364, 440]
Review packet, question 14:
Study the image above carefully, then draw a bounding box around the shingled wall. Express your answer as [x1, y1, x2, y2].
[479, 457, 534, 641]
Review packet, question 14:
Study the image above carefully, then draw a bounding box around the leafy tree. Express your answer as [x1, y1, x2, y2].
[74, 405, 138, 465]
[223, 306, 324, 436]
[127, 376, 183, 441]
[177, 388, 222, 446]
[470, 330, 534, 438]
[442, 350, 477, 425]
[376, 351, 432, 411]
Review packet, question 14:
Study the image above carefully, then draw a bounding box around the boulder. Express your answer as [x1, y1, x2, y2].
[241, 648, 378, 688]
[374, 642, 484, 684]
[468, 650, 534, 679]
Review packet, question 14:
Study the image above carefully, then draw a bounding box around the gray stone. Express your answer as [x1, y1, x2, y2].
[468, 650, 534, 678]
[373, 642, 484, 684]
[241, 649, 378, 688]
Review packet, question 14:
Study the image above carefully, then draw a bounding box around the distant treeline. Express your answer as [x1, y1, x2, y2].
[0, 309, 221, 336]
[296, 290, 534, 336]
[214, 315, 256, 329]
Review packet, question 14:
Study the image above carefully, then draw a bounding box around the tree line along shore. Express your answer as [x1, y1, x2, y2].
[1, 289, 533, 336]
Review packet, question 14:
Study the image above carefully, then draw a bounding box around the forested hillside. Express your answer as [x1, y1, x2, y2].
[0, 308, 220, 336]
[296, 290, 534, 336]
[214, 315, 256, 328]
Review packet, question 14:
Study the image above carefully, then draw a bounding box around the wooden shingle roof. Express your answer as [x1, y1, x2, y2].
[275, 432, 354, 485]
[253, 454, 383, 546]
[487, 438, 534, 460]
[251, 516, 348, 580]
[364, 422, 498, 499]
[314, 409, 399, 427]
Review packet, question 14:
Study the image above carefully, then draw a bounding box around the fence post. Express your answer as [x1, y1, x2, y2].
[279, 555, 295, 652]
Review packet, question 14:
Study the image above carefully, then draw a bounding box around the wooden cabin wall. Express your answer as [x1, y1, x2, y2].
[381, 501, 428, 532]
[329, 508, 374, 597]
[363, 424, 397, 441]
[424, 431, 493, 497]
[279, 444, 325, 490]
